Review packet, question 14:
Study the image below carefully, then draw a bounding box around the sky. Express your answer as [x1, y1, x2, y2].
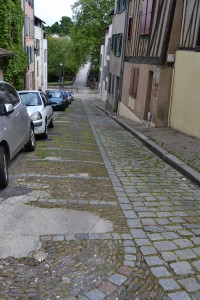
[34, 0, 76, 26]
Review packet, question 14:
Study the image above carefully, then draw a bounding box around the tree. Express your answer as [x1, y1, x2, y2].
[43, 16, 73, 36]
[47, 36, 78, 82]
[70, 0, 114, 76]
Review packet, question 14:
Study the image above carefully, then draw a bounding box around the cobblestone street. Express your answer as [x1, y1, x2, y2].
[0, 96, 200, 299]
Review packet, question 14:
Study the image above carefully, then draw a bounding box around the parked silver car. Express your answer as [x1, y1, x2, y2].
[0, 81, 35, 189]
[18, 90, 54, 139]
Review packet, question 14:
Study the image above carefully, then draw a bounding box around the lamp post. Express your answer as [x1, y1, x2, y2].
[59, 63, 63, 89]
[62, 49, 66, 88]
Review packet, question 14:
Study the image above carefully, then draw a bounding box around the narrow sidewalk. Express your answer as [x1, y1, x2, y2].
[92, 99, 200, 187]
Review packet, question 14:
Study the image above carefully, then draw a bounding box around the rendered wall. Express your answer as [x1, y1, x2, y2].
[169, 51, 200, 138]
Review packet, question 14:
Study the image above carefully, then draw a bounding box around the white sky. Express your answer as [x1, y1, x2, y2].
[34, 0, 76, 26]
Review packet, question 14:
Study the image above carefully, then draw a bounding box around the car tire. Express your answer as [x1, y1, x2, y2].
[24, 126, 36, 151]
[41, 122, 48, 139]
[49, 116, 54, 128]
[0, 146, 8, 189]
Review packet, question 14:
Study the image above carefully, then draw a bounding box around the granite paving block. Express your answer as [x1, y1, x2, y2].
[159, 279, 180, 291]
[178, 277, 200, 292]
[168, 291, 191, 300]
[170, 261, 194, 275]
[154, 241, 178, 251]
[145, 255, 164, 266]
[140, 246, 157, 255]
[175, 249, 197, 260]
[108, 273, 127, 286]
[151, 266, 171, 277]
[85, 289, 105, 300]
[173, 239, 194, 248]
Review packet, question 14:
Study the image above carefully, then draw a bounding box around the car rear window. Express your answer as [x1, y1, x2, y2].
[47, 92, 62, 98]
[19, 92, 42, 106]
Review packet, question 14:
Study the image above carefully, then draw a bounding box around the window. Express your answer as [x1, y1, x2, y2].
[5, 83, 20, 106]
[116, 34, 122, 56]
[140, 0, 154, 36]
[25, 15, 29, 36]
[129, 68, 139, 98]
[128, 17, 133, 39]
[111, 34, 122, 56]
[116, 0, 125, 13]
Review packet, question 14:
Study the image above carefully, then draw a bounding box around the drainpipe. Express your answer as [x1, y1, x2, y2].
[116, 0, 129, 116]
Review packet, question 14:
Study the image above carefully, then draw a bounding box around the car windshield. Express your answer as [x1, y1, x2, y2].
[19, 92, 42, 106]
[47, 92, 62, 98]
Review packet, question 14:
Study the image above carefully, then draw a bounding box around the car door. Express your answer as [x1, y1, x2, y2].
[40, 92, 52, 126]
[3, 83, 29, 156]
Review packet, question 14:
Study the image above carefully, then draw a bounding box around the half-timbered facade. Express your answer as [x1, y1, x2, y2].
[119, 0, 181, 127]
[169, 0, 200, 138]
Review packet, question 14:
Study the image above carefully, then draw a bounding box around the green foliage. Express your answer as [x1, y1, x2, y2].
[44, 16, 73, 36]
[47, 36, 78, 82]
[70, 0, 114, 73]
[0, 0, 27, 89]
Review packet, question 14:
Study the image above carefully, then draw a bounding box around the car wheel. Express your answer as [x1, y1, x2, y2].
[41, 122, 48, 139]
[49, 116, 54, 128]
[24, 126, 36, 151]
[0, 146, 8, 189]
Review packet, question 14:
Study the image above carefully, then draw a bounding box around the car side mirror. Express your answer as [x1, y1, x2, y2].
[4, 103, 14, 115]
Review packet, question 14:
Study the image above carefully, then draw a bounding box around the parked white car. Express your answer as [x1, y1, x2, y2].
[0, 81, 36, 189]
[18, 90, 54, 139]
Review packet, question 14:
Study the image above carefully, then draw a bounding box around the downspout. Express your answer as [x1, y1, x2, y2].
[117, 0, 129, 116]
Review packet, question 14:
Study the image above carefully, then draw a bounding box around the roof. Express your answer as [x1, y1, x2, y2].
[0, 48, 13, 58]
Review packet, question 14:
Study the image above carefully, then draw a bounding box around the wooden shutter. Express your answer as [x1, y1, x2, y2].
[145, 0, 154, 34]
[140, 0, 148, 35]
[128, 17, 133, 39]
[129, 68, 139, 98]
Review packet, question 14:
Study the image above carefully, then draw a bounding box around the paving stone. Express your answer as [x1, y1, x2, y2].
[130, 229, 147, 238]
[123, 211, 137, 218]
[123, 240, 135, 247]
[170, 261, 194, 275]
[85, 289, 105, 300]
[124, 247, 136, 254]
[193, 260, 200, 272]
[175, 249, 197, 260]
[121, 234, 133, 240]
[108, 273, 127, 286]
[168, 291, 191, 300]
[147, 233, 164, 241]
[118, 266, 133, 276]
[127, 219, 142, 228]
[178, 277, 200, 292]
[53, 235, 64, 241]
[154, 241, 178, 251]
[135, 238, 151, 246]
[159, 279, 180, 291]
[99, 282, 117, 295]
[162, 232, 179, 240]
[144, 226, 165, 233]
[124, 254, 136, 261]
[192, 292, 200, 300]
[145, 256, 164, 266]
[151, 266, 171, 277]
[173, 239, 194, 248]
[140, 246, 157, 255]
[124, 260, 135, 267]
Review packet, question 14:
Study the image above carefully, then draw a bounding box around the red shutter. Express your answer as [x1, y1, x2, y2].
[140, 0, 148, 35]
[145, 0, 153, 34]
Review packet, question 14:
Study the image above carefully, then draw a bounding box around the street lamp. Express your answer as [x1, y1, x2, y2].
[59, 63, 63, 89]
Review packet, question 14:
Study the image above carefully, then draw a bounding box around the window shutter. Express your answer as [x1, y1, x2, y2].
[128, 17, 133, 39]
[140, 0, 148, 35]
[132, 68, 139, 98]
[145, 0, 153, 34]
[129, 68, 139, 98]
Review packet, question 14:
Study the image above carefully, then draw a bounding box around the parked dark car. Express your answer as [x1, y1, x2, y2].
[0, 81, 36, 188]
[46, 90, 67, 111]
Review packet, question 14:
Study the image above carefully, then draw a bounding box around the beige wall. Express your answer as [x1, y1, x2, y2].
[169, 51, 200, 138]
[121, 62, 172, 127]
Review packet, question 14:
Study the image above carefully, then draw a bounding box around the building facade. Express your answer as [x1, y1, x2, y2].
[119, 0, 180, 127]
[105, 0, 127, 113]
[169, 0, 200, 138]
[24, 0, 35, 89]
[99, 25, 112, 103]
[34, 16, 48, 92]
